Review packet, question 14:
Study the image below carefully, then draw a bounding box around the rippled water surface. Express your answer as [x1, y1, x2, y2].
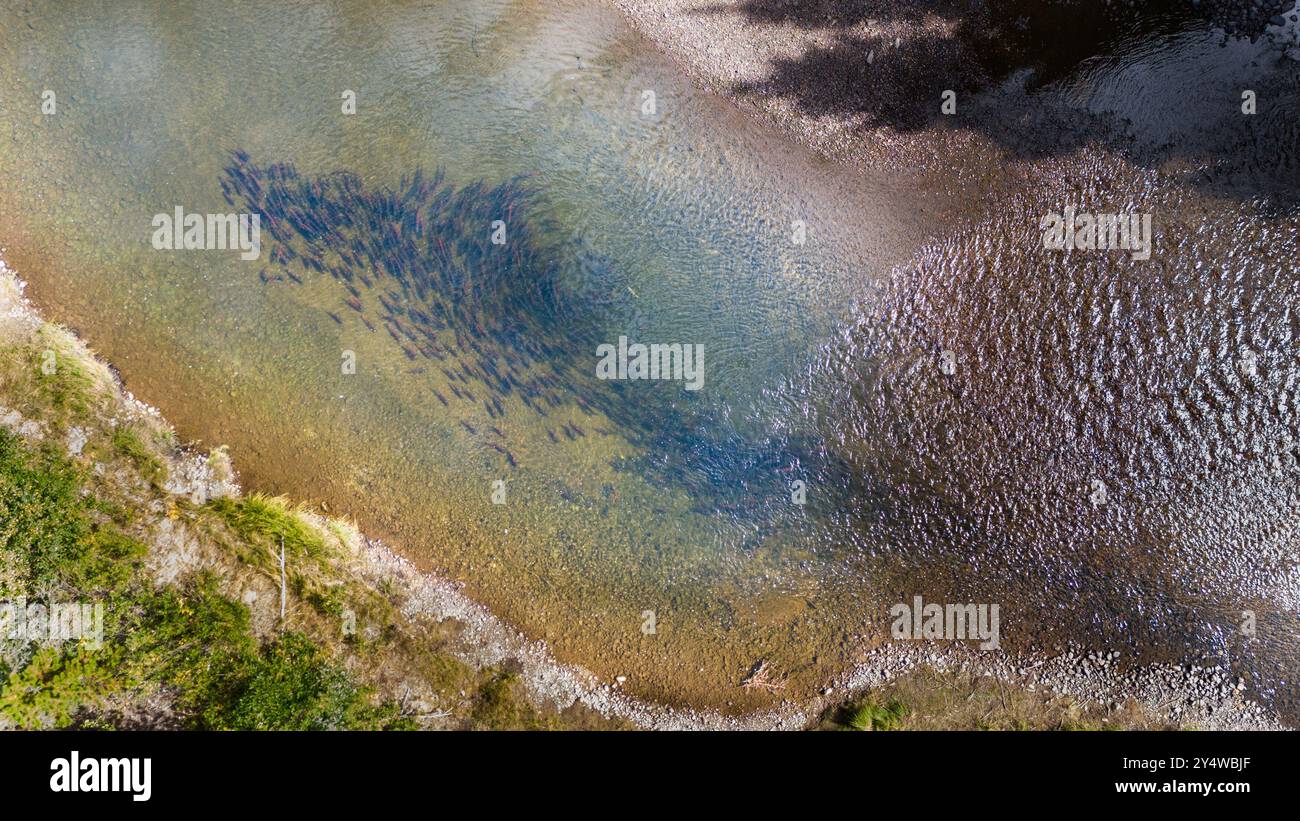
[1, 0, 1297, 716]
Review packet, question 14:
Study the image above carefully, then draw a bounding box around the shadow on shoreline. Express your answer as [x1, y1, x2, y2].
[695, 0, 1300, 212]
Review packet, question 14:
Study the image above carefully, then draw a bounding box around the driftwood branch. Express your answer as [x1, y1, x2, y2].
[740, 659, 787, 692]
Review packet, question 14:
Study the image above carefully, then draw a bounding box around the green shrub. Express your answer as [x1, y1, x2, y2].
[129, 577, 407, 730]
[0, 645, 122, 729]
[131, 575, 259, 724]
[0, 419, 407, 732]
[210, 632, 411, 730]
[0, 428, 92, 592]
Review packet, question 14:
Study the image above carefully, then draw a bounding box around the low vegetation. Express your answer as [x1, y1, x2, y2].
[0, 301, 615, 730]
[821, 667, 1175, 731]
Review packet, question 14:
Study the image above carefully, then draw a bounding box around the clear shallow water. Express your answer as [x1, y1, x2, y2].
[1, 0, 1298, 716]
[0, 0, 931, 707]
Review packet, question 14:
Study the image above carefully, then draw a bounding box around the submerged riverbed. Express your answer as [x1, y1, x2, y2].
[1, 0, 1297, 720]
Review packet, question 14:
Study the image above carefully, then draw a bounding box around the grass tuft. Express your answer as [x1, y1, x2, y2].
[207, 494, 329, 563]
[840, 697, 910, 731]
[111, 426, 167, 488]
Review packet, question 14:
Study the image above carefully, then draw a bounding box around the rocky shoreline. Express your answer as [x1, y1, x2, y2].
[605, 0, 1300, 177]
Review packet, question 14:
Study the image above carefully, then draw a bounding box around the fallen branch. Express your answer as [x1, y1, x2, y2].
[740, 659, 787, 692]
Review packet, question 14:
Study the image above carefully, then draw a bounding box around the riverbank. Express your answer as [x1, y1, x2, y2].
[0, 256, 621, 729]
[1, 255, 1281, 730]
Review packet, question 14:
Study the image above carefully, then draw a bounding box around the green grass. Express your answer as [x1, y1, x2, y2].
[25, 332, 98, 426]
[818, 666, 1172, 731]
[1059, 718, 1122, 731]
[204, 494, 353, 619]
[839, 698, 911, 731]
[470, 671, 556, 731]
[0, 427, 95, 593]
[207, 494, 329, 564]
[111, 426, 167, 488]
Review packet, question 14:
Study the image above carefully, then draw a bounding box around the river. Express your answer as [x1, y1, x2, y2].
[1, 0, 1297, 719]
